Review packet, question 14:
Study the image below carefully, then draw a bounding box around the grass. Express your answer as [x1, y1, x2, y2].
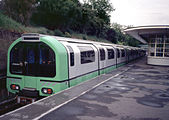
[0, 12, 54, 35]
[0, 12, 26, 32]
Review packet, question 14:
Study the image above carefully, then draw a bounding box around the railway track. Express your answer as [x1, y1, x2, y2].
[0, 97, 20, 116]
[0, 73, 22, 116]
[0, 97, 27, 116]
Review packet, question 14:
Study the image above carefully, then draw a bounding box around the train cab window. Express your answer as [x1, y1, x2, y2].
[78, 46, 95, 64]
[99, 48, 105, 61]
[121, 49, 125, 57]
[107, 48, 114, 59]
[39, 43, 56, 77]
[67, 46, 74, 66]
[10, 42, 56, 77]
[10, 43, 24, 74]
[116, 49, 120, 58]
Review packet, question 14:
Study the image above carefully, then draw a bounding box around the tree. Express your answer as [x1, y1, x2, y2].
[87, 0, 114, 25]
[75, 0, 114, 38]
[112, 23, 140, 46]
[3, 0, 36, 25]
[106, 28, 116, 43]
[32, 0, 81, 30]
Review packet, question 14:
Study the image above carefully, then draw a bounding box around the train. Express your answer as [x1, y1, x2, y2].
[7, 33, 145, 103]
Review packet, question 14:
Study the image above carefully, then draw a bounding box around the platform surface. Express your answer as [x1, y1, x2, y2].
[1, 57, 169, 120]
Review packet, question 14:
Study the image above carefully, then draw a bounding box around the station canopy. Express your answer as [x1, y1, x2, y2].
[124, 25, 169, 44]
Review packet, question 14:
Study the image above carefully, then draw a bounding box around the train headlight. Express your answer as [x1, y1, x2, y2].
[10, 84, 20, 90]
[42, 88, 53, 94]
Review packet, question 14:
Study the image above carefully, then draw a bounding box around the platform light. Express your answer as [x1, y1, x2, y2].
[42, 88, 53, 94]
[10, 84, 20, 90]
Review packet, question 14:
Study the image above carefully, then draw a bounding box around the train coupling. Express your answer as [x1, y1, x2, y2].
[17, 96, 37, 104]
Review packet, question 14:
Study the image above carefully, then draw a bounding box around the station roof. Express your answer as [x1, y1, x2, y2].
[124, 25, 169, 44]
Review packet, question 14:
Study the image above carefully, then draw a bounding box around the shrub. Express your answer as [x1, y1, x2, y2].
[64, 32, 71, 38]
[82, 36, 87, 40]
[54, 29, 64, 37]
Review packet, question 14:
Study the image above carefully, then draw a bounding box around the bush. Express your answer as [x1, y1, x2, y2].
[54, 29, 64, 37]
[47, 30, 54, 35]
[64, 32, 71, 38]
[0, 12, 26, 32]
[82, 36, 87, 40]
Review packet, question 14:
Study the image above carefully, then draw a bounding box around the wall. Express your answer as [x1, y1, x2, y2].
[0, 29, 21, 73]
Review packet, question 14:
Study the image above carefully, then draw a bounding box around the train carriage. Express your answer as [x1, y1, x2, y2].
[7, 33, 145, 103]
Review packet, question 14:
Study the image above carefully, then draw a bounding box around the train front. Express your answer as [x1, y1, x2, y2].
[6, 33, 68, 103]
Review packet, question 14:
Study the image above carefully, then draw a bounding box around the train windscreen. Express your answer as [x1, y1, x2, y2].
[10, 42, 56, 77]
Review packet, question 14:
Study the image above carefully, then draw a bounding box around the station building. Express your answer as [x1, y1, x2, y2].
[125, 25, 169, 66]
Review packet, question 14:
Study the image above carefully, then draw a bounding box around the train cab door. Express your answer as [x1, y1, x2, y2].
[24, 43, 38, 88]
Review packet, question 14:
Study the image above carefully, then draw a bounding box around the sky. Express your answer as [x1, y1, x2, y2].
[110, 0, 169, 26]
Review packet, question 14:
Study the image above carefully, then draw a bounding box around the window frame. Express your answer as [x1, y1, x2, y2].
[78, 46, 95, 64]
[107, 48, 115, 59]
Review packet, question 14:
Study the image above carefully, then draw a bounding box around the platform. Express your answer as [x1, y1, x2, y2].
[1, 57, 169, 120]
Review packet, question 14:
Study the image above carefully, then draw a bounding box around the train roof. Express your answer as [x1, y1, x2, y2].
[21, 33, 142, 50]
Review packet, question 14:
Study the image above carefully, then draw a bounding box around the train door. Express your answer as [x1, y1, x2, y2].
[24, 43, 56, 88]
[116, 48, 120, 68]
[99, 48, 106, 74]
[24, 43, 38, 88]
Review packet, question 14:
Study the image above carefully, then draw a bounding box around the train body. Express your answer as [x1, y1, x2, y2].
[7, 33, 145, 103]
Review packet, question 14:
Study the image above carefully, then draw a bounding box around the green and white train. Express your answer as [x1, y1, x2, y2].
[7, 33, 145, 103]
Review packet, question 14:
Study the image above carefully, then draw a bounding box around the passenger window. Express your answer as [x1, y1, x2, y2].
[99, 48, 105, 61]
[78, 46, 95, 64]
[67, 46, 74, 66]
[107, 49, 114, 59]
[164, 49, 169, 57]
[156, 53, 163, 57]
[121, 49, 125, 57]
[116, 49, 120, 58]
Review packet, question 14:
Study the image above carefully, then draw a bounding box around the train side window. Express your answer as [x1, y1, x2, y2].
[78, 46, 95, 64]
[164, 49, 169, 57]
[107, 48, 114, 59]
[67, 46, 74, 66]
[99, 48, 105, 61]
[121, 49, 125, 57]
[116, 49, 120, 58]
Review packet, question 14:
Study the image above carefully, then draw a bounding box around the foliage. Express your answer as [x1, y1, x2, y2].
[31, 0, 115, 40]
[89, 0, 114, 25]
[54, 29, 64, 37]
[0, 11, 26, 32]
[106, 28, 116, 43]
[32, 0, 81, 30]
[64, 32, 71, 38]
[112, 23, 140, 46]
[0, 0, 140, 47]
[2, 0, 36, 25]
[0, 12, 54, 35]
